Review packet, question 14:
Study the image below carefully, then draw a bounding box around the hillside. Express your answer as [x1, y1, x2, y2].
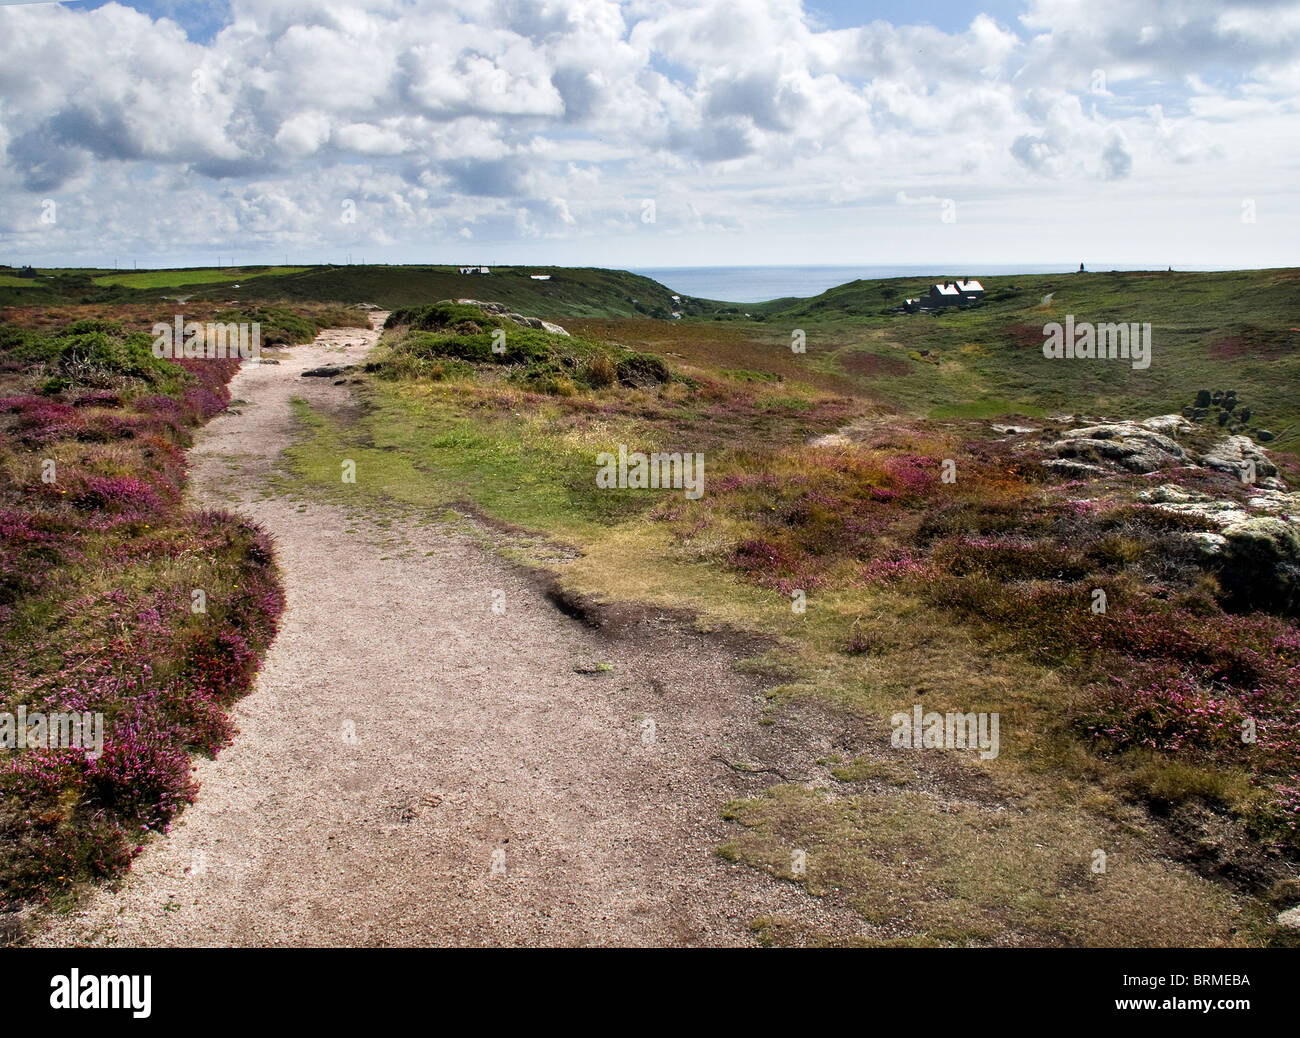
[0, 264, 722, 321]
[603, 267, 1300, 456]
[6, 264, 1297, 452]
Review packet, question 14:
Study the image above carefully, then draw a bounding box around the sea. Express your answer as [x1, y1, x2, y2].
[631, 264, 1075, 304]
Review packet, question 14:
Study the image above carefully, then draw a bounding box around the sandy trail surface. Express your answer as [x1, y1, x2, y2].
[31, 317, 850, 947]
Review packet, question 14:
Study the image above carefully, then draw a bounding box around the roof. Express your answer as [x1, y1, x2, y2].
[956, 279, 984, 292]
[933, 283, 960, 295]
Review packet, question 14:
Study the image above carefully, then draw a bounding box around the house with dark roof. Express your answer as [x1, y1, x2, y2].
[903, 279, 985, 312]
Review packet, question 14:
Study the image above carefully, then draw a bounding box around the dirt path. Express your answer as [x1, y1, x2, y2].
[32, 317, 852, 947]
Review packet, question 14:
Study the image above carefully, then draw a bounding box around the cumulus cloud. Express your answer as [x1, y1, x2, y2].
[0, 0, 1296, 266]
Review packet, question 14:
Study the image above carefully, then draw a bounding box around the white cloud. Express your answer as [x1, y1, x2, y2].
[0, 0, 1296, 268]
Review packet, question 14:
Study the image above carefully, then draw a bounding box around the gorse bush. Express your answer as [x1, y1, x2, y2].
[6, 324, 177, 386]
[616, 352, 671, 387]
[584, 354, 617, 389]
[386, 302, 501, 331]
[378, 301, 669, 395]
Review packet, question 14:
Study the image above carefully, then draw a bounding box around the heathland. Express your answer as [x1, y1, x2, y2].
[4, 264, 1299, 946]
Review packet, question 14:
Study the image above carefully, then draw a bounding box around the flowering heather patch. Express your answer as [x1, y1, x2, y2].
[916, 495, 1300, 848]
[1268, 786, 1300, 837]
[880, 453, 938, 497]
[2, 395, 83, 447]
[0, 314, 286, 908]
[71, 475, 163, 516]
[682, 429, 1033, 595]
[86, 722, 197, 832]
[858, 549, 930, 584]
[1084, 667, 1249, 755]
[72, 390, 123, 409]
[729, 536, 819, 594]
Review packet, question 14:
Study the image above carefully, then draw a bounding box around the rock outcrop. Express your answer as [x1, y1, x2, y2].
[1038, 415, 1299, 613]
[1048, 420, 1188, 473]
[1201, 434, 1279, 484]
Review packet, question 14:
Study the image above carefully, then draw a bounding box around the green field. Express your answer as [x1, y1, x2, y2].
[90, 265, 311, 289]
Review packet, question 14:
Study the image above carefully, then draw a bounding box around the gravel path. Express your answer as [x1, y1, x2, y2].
[31, 317, 849, 947]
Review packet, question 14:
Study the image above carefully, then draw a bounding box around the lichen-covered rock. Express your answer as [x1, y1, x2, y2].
[1050, 422, 1185, 473]
[1138, 483, 1253, 526]
[1216, 517, 1300, 614]
[1186, 531, 1229, 557]
[1041, 418, 1299, 614]
[451, 299, 568, 335]
[1140, 414, 1194, 436]
[1139, 483, 1300, 612]
[1201, 435, 1277, 481]
[991, 423, 1038, 434]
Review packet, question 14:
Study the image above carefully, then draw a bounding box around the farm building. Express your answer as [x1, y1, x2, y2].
[459, 265, 491, 275]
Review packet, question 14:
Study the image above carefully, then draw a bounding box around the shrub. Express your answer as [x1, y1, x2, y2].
[386, 302, 493, 331]
[617, 352, 671, 386]
[86, 725, 197, 832]
[584, 354, 617, 389]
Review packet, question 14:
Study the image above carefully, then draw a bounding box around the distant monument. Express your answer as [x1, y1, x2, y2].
[1078, 262, 1086, 273]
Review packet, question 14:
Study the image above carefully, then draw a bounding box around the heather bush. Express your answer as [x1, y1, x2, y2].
[0, 313, 287, 908]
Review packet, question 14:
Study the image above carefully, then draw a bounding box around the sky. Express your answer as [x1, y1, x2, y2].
[0, 0, 1296, 271]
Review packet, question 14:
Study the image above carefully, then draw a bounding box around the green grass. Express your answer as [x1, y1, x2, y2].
[929, 397, 1046, 419]
[719, 782, 1248, 947]
[90, 266, 310, 289]
[284, 388, 644, 536]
